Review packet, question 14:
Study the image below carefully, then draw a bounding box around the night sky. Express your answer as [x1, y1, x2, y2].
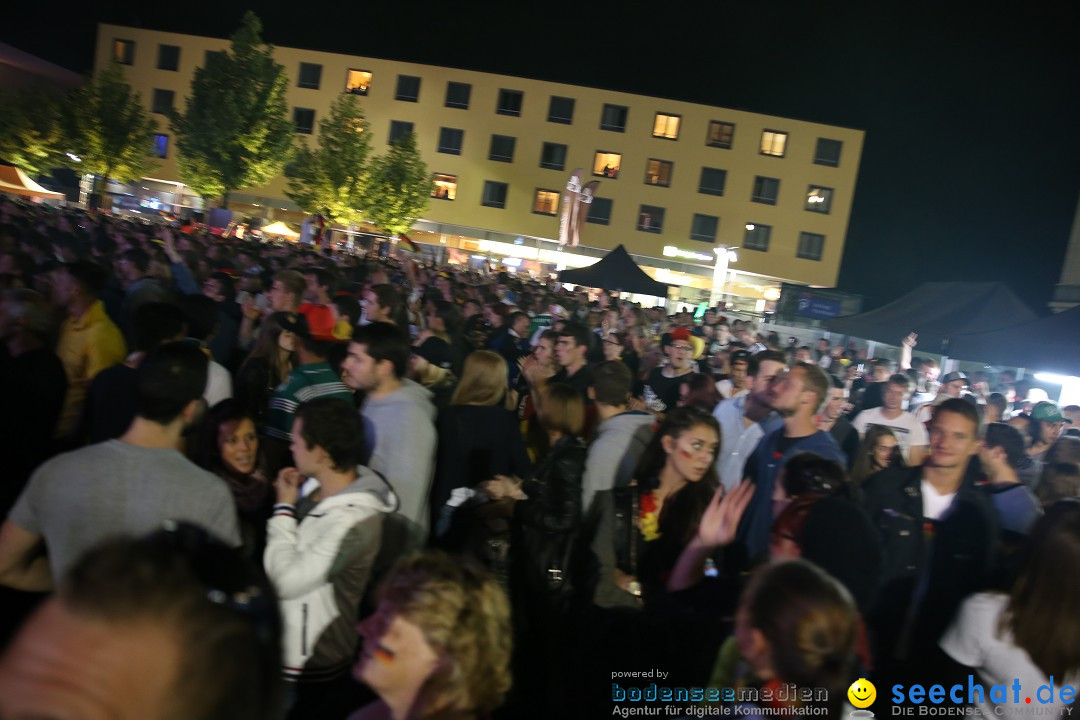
[4, 3, 1078, 312]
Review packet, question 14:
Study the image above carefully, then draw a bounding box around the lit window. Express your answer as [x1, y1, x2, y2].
[346, 69, 372, 95]
[744, 223, 771, 252]
[297, 62, 322, 90]
[534, 189, 560, 215]
[707, 121, 734, 149]
[797, 232, 825, 261]
[150, 133, 168, 159]
[760, 130, 788, 157]
[482, 181, 508, 209]
[395, 75, 420, 102]
[152, 89, 175, 115]
[587, 197, 613, 225]
[489, 135, 516, 163]
[690, 214, 719, 242]
[497, 89, 523, 117]
[445, 82, 471, 109]
[637, 205, 665, 233]
[294, 108, 315, 134]
[548, 96, 575, 124]
[437, 128, 464, 155]
[540, 142, 567, 171]
[652, 113, 680, 140]
[593, 151, 622, 179]
[814, 138, 842, 167]
[805, 185, 833, 214]
[751, 176, 780, 205]
[699, 167, 727, 196]
[644, 159, 673, 187]
[388, 121, 413, 144]
[157, 45, 180, 71]
[601, 104, 628, 132]
[432, 173, 457, 201]
[113, 39, 134, 65]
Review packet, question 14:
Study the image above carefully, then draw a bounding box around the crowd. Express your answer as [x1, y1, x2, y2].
[1, 196, 1079, 720]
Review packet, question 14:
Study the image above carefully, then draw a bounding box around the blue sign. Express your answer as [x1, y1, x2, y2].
[796, 294, 842, 319]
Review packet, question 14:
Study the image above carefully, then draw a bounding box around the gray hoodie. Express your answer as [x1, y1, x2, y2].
[582, 410, 655, 513]
[362, 379, 437, 537]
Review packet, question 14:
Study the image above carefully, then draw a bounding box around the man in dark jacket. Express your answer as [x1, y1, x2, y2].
[861, 398, 997, 683]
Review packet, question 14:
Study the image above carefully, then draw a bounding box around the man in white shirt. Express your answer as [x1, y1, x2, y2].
[853, 373, 929, 465]
[712, 350, 785, 491]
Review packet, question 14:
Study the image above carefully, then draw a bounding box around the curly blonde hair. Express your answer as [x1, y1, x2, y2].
[378, 551, 513, 716]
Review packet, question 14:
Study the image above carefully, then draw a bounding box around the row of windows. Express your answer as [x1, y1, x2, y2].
[430, 175, 827, 261]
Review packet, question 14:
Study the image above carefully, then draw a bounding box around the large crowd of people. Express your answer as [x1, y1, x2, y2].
[1, 197, 1079, 719]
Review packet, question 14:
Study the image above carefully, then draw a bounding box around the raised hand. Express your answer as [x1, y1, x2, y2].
[696, 480, 754, 548]
[274, 467, 302, 506]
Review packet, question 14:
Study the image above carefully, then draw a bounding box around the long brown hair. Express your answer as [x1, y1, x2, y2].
[450, 350, 507, 407]
[242, 312, 295, 385]
[850, 425, 905, 484]
[1003, 499, 1080, 680]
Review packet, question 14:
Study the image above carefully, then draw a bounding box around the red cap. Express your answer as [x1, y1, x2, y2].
[670, 327, 691, 342]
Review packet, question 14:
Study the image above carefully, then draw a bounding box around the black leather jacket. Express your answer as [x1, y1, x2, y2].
[512, 436, 587, 597]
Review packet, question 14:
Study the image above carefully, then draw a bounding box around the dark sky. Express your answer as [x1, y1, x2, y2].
[5, 3, 1079, 311]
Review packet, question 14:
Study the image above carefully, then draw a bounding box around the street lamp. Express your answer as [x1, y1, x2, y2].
[711, 245, 739, 307]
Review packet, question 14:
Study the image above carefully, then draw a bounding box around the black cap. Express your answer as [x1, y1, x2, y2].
[941, 371, 969, 386]
[414, 337, 454, 370]
[278, 312, 311, 340]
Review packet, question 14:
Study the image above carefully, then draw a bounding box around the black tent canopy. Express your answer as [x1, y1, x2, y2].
[948, 304, 1080, 376]
[825, 282, 1038, 352]
[557, 244, 670, 297]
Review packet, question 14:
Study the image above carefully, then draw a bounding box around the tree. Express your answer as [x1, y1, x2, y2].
[285, 94, 371, 225]
[364, 132, 432, 237]
[66, 61, 158, 207]
[0, 87, 69, 176]
[171, 11, 293, 207]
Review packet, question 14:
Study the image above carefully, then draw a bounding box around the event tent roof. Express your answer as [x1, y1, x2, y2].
[947, 304, 1080, 376]
[824, 282, 1038, 352]
[0, 164, 63, 200]
[557, 244, 670, 298]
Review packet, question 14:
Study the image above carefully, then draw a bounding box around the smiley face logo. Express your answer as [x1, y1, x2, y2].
[848, 678, 876, 709]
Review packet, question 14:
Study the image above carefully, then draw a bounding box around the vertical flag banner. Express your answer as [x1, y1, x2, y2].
[559, 168, 583, 246]
[573, 180, 599, 247]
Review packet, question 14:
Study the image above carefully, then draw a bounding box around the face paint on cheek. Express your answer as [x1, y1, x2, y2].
[374, 643, 396, 664]
[678, 448, 694, 460]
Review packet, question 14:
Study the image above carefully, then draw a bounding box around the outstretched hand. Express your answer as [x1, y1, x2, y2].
[902, 332, 918, 348]
[696, 480, 754, 548]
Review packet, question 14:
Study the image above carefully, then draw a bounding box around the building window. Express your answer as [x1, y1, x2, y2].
[482, 181, 508, 209]
[587, 197, 613, 225]
[699, 167, 727, 196]
[797, 232, 825, 261]
[548, 96, 575, 124]
[445, 81, 471, 109]
[438, 128, 464, 155]
[345, 69, 372, 95]
[652, 113, 680, 140]
[637, 205, 665, 233]
[497, 89, 523, 117]
[204, 50, 224, 66]
[744, 223, 771, 252]
[540, 142, 567, 171]
[489, 135, 516, 163]
[113, 39, 134, 65]
[296, 62, 322, 89]
[593, 151, 621, 179]
[751, 176, 780, 205]
[760, 130, 788, 157]
[690, 214, 719, 242]
[707, 121, 735, 149]
[534, 189, 560, 215]
[805, 185, 833, 213]
[150, 133, 168, 159]
[600, 104, 628, 132]
[151, 89, 175, 115]
[157, 44, 180, 71]
[432, 173, 457, 201]
[388, 120, 413, 144]
[814, 138, 842, 167]
[294, 108, 316, 134]
[395, 75, 421, 102]
[644, 159, 673, 187]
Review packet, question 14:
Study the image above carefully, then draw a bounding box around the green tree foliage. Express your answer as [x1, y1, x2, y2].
[285, 94, 371, 225]
[171, 11, 293, 207]
[66, 61, 158, 202]
[364, 132, 432, 237]
[0, 87, 69, 176]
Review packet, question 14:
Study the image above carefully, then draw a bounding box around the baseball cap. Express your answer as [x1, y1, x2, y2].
[414, 337, 455, 370]
[940, 371, 969, 386]
[730, 349, 751, 365]
[277, 312, 311, 340]
[1031, 401, 1070, 424]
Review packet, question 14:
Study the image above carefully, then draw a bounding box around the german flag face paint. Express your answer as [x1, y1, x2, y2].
[373, 643, 396, 665]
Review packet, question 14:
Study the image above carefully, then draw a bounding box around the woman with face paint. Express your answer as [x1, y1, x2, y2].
[351, 552, 512, 720]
